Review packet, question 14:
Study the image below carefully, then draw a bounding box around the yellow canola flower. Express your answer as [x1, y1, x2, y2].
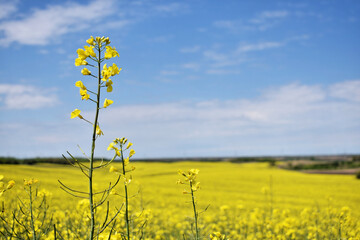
[110, 63, 121, 76]
[86, 36, 95, 46]
[210, 232, 226, 240]
[191, 181, 200, 191]
[70, 109, 83, 119]
[96, 125, 104, 136]
[106, 79, 113, 92]
[80, 88, 89, 100]
[103, 98, 113, 108]
[24, 178, 38, 186]
[104, 46, 119, 59]
[190, 169, 200, 175]
[84, 45, 96, 58]
[124, 157, 129, 165]
[75, 57, 88, 66]
[126, 142, 133, 149]
[101, 64, 110, 81]
[107, 142, 115, 151]
[6, 180, 15, 190]
[0, 175, 3, 181]
[109, 166, 119, 173]
[76, 48, 89, 60]
[75, 80, 86, 90]
[81, 68, 91, 75]
[129, 149, 135, 158]
[104, 37, 110, 45]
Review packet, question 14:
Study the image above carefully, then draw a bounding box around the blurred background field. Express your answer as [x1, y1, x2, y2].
[2, 161, 360, 212]
[1, 161, 359, 238]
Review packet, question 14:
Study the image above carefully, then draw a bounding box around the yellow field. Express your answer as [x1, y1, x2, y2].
[1, 161, 360, 239]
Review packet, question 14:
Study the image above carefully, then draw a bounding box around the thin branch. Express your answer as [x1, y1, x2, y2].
[94, 153, 117, 169]
[99, 203, 124, 234]
[59, 186, 88, 199]
[58, 180, 88, 195]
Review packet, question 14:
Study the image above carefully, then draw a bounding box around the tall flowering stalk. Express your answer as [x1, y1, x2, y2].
[61, 36, 123, 240]
[108, 137, 136, 240]
[177, 169, 201, 240]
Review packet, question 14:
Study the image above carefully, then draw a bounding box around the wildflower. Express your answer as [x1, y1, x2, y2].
[81, 68, 91, 75]
[6, 180, 15, 189]
[75, 80, 86, 89]
[110, 63, 121, 76]
[107, 142, 115, 151]
[109, 166, 119, 173]
[106, 79, 113, 92]
[70, 109, 83, 119]
[24, 178, 38, 186]
[104, 37, 110, 45]
[126, 142, 133, 149]
[96, 125, 104, 136]
[210, 232, 226, 240]
[124, 157, 129, 165]
[129, 149, 135, 158]
[104, 46, 119, 59]
[86, 36, 95, 45]
[191, 181, 200, 191]
[84, 45, 96, 58]
[75, 57, 88, 66]
[76, 48, 89, 60]
[103, 98, 113, 108]
[80, 88, 90, 100]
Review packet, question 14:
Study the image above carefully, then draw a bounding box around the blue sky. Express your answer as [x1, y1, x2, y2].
[0, 0, 359, 158]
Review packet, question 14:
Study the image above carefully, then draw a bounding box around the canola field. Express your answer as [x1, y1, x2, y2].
[1, 161, 360, 239]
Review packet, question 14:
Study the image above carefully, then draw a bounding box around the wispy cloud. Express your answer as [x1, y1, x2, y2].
[98, 80, 360, 156]
[0, 0, 117, 46]
[0, 84, 58, 109]
[237, 41, 284, 53]
[1, 80, 359, 157]
[153, 3, 187, 13]
[214, 10, 289, 32]
[328, 80, 360, 102]
[0, 0, 18, 20]
[250, 10, 289, 23]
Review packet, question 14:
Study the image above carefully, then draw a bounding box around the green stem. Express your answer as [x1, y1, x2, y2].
[190, 182, 199, 240]
[29, 186, 36, 240]
[121, 146, 130, 240]
[89, 47, 102, 240]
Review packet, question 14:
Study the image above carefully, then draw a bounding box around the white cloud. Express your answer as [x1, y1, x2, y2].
[93, 81, 359, 157]
[154, 3, 185, 13]
[1, 81, 359, 158]
[0, 0, 117, 46]
[214, 10, 289, 32]
[0, 84, 58, 109]
[252, 10, 289, 22]
[237, 41, 284, 52]
[0, 0, 18, 20]
[182, 63, 200, 71]
[328, 80, 360, 102]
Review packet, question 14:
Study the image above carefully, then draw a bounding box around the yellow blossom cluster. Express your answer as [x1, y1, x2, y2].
[107, 137, 135, 162]
[101, 63, 121, 92]
[24, 178, 38, 186]
[177, 169, 201, 192]
[0, 175, 15, 197]
[70, 36, 121, 138]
